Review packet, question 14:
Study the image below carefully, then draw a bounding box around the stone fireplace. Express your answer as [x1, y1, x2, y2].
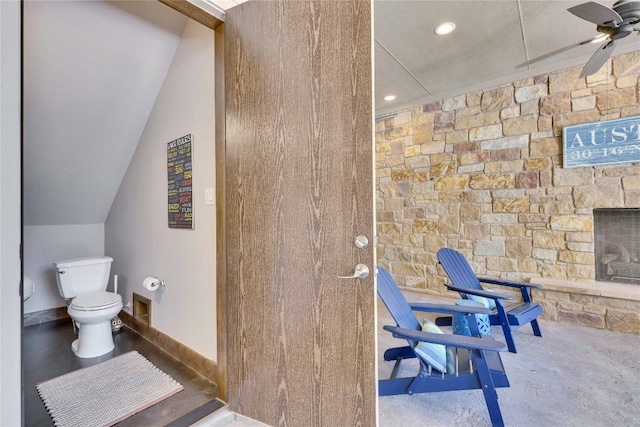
[594, 208, 640, 284]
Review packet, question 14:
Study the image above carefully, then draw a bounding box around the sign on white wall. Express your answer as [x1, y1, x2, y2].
[167, 134, 193, 229]
[563, 116, 640, 168]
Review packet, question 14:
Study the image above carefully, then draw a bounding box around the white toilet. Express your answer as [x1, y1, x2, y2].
[53, 256, 122, 358]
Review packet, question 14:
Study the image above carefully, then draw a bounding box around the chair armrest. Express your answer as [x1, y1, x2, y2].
[408, 302, 493, 316]
[383, 325, 507, 352]
[444, 284, 515, 301]
[478, 277, 543, 290]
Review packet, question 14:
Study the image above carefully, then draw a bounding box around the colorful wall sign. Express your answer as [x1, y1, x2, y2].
[167, 134, 193, 229]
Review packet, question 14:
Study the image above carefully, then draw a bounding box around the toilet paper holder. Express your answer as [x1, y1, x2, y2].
[143, 276, 166, 291]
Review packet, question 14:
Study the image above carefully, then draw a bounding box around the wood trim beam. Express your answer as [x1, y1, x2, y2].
[158, 0, 224, 30]
[214, 23, 228, 402]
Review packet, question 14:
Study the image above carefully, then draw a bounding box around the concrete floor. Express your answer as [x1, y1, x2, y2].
[25, 292, 639, 427]
[377, 290, 640, 427]
[196, 288, 640, 427]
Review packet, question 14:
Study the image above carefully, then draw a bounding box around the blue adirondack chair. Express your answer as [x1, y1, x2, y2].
[377, 267, 510, 427]
[436, 248, 543, 353]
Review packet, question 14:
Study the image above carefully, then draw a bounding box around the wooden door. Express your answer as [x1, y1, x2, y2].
[225, 1, 375, 425]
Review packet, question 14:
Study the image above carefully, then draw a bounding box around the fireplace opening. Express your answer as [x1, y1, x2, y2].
[594, 208, 640, 284]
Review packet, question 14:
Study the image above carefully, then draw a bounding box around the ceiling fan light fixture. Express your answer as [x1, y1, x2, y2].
[591, 33, 610, 43]
[434, 22, 456, 36]
[383, 95, 397, 101]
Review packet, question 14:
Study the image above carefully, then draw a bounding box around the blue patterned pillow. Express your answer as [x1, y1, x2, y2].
[414, 319, 447, 373]
[453, 299, 492, 336]
[467, 288, 497, 310]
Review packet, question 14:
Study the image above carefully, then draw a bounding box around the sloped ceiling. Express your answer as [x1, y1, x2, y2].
[23, 0, 188, 226]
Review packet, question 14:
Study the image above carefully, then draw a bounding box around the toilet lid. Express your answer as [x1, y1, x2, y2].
[70, 291, 122, 311]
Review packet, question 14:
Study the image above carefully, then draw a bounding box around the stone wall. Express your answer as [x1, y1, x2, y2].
[532, 284, 640, 334]
[375, 51, 640, 333]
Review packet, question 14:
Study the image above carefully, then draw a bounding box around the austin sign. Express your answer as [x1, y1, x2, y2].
[562, 115, 640, 168]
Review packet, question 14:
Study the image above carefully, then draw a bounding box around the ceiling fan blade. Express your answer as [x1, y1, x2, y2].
[568, 2, 623, 26]
[579, 39, 616, 78]
[515, 36, 602, 69]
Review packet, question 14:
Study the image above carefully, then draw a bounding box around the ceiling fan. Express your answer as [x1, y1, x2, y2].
[516, 1, 640, 78]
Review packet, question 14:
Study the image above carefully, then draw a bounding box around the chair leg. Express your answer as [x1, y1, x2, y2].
[495, 304, 517, 353]
[472, 349, 505, 427]
[501, 323, 517, 353]
[531, 319, 542, 337]
[481, 384, 505, 427]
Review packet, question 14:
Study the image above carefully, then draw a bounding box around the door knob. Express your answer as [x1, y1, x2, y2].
[338, 264, 369, 279]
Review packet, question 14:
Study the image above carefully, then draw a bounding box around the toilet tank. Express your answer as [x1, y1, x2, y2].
[53, 256, 113, 299]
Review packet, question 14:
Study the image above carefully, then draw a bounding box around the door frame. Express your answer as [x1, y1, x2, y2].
[155, 0, 229, 400]
[213, 23, 228, 401]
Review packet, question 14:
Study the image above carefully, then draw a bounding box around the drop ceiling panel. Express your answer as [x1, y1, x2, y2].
[374, 1, 526, 108]
[373, 0, 640, 112]
[375, 1, 523, 80]
[375, 43, 432, 114]
[519, 1, 595, 61]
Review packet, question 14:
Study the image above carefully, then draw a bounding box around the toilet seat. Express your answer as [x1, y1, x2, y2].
[70, 291, 122, 312]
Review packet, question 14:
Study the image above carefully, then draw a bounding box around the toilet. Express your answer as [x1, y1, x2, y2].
[53, 256, 122, 358]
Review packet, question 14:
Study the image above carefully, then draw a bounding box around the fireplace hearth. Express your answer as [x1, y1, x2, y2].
[594, 208, 640, 284]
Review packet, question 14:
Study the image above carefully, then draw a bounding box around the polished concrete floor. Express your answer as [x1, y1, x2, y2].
[23, 318, 219, 427]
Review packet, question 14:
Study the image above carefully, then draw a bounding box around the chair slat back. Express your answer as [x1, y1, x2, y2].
[377, 267, 421, 331]
[438, 248, 484, 291]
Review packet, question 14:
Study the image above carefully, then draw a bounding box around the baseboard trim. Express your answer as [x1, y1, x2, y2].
[119, 310, 217, 383]
[24, 306, 70, 327]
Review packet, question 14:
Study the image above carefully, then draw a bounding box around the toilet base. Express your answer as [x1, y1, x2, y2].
[71, 320, 115, 358]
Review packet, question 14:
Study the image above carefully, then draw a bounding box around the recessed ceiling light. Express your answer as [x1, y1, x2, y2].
[384, 95, 396, 101]
[435, 22, 456, 36]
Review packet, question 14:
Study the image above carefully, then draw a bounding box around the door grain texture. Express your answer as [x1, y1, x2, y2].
[225, 1, 375, 426]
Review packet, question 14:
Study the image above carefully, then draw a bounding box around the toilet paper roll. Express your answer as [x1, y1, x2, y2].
[143, 276, 161, 292]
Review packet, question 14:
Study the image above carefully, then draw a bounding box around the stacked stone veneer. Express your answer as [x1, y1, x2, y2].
[376, 51, 640, 334]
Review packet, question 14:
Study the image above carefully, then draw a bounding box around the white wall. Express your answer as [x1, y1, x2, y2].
[23, 224, 105, 314]
[0, 1, 23, 424]
[106, 20, 216, 361]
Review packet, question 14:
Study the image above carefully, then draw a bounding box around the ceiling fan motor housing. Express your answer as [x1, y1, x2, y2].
[515, 1, 639, 77]
[613, 1, 640, 21]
